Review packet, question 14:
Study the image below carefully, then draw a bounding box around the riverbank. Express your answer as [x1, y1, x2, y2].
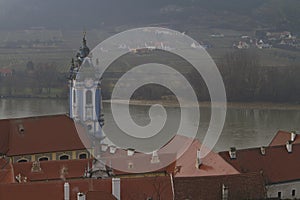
[103, 99, 300, 110]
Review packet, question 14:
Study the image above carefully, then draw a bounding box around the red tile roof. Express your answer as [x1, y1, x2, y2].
[13, 159, 93, 181]
[172, 135, 239, 177]
[0, 179, 112, 200]
[100, 148, 176, 175]
[174, 173, 266, 200]
[0, 158, 14, 183]
[120, 176, 173, 200]
[0, 175, 173, 200]
[0, 119, 10, 154]
[87, 191, 117, 200]
[269, 130, 300, 146]
[0, 68, 12, 75]
[219, 144, 300, 184]
[100, 135, 238, 177]
[0, 115, 90, 156]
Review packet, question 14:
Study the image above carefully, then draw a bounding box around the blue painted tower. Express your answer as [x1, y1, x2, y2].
[68, 33, 104, 138]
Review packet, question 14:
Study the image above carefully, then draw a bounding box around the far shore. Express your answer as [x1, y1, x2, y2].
[103, 99, 300, 110]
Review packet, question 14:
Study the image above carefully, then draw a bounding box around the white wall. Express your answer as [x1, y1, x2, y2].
[267, 180, 300, 199]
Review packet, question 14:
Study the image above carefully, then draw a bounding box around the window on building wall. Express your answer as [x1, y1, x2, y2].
[278, 192, 282, 198]
[59, 154, 70, 160]
[17, 158, 29, 163]
[292, 189, 296, 196]
[79, 153, 88, 159]
[87, 124, 92, 131]
[86, 90, 92, 105]
[73, 90, 76, 104]
[38, 156, 49, 162]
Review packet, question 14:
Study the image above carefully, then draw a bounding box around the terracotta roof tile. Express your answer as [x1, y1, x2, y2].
[13, 159, 93, 181]
[0, 176, 173, 200]
[87, 191, 117, 200]
[121, 176, 173, 200]
[1, 115, 90, 156]
[269, 130, 300, 146]
[174, 173, 266, 200]
[0, 119, 10, 154]
[0, 179, 112, 200]
[0, 68, 12, 74]
[173, 135, 240, 177]
[219, 144, 300, 184]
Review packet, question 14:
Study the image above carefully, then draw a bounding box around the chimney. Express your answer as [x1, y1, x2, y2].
[222, 184, 229, 200]
[77, 192, 86, 200]
[64, 182, 70, 200]
[196, 149, 202, 169]
[101, 144, 108, 152]
[260, 146, 266, 155]
[286, 140, 293, 153]
[229, 147, 236, 159]
[291, 131, 297, 142]
[109, 146, 117, 154]
[151, 151, 160, 164]
[127, 148, 135, 156]
[112, 178, 121, 200]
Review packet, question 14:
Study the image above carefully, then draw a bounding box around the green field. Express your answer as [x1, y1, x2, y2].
[0, 28, 299, 73]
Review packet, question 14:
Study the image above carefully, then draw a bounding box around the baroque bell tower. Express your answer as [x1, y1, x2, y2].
[68, 32, 104, 138]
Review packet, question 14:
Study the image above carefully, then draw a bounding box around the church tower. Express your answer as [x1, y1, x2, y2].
[68, 33, 104, 138]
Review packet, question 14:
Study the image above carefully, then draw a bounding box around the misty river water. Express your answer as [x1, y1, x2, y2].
[1, 98, 300, 152]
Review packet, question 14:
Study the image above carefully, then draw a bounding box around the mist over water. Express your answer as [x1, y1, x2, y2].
[1, 98, 300, 152]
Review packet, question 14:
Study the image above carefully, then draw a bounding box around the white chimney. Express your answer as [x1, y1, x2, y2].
[229, 147, 236, 159]
[101, 144, 108, 152]
[77, 192, 86, 200]
[222, 184, 229, 200]
[286, 140, 293, 153]
[151, 151, 160, 164]
[291, 131, 297, 142]
[112, 178, 121, 200]
[260, 146, 266, 155]
[109, 146, 117, 154]
[64, 182, 70, 200]
[127, 148, 135, 156]
[196, 149, 202, 169]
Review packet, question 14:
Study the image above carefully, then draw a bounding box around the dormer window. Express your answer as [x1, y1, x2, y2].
[17, 158, 29, 163]
[38, 156, 49, 162]
[59, 154, 70, 160]
[78, 152, 88, 159]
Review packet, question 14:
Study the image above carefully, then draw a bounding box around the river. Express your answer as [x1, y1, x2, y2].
[1, 98, 300, 152]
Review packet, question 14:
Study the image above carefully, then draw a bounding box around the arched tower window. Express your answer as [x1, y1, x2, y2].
[73, 90, 76, 104]
[86, 90, 92, 105]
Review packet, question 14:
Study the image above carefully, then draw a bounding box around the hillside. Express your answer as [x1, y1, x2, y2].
[0, 0, 299, 32]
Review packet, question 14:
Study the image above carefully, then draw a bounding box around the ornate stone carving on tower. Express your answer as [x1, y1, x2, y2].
[68, 33, 104, 139]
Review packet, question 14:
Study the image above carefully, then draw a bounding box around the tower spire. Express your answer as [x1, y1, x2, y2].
[83, 31, 87, 47]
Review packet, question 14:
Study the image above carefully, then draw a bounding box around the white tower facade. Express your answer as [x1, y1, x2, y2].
[68, 33, 104, 138]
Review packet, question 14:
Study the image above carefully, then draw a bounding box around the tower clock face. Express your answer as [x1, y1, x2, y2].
[84, 79, 94, 88]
